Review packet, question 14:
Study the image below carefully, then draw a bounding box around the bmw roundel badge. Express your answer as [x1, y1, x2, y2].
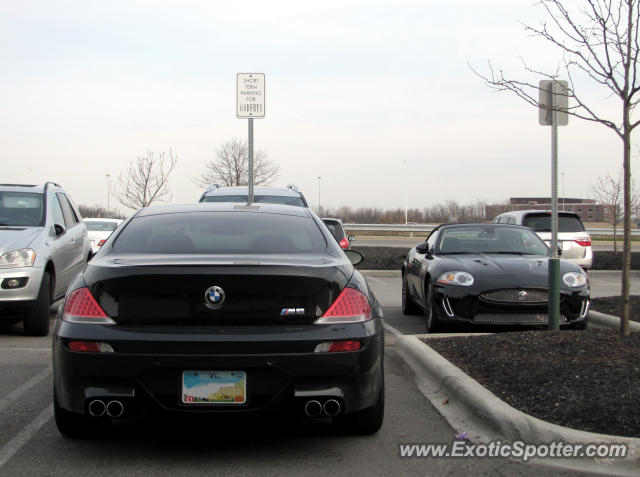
[204, 286, 226, 310]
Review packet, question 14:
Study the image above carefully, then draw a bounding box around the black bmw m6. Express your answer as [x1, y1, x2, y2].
[52, 203, 384, 437]
[402, 223, 590, 332]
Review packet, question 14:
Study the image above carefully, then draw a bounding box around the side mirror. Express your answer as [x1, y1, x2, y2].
[54, 224, 66, 237]
[415, 242, 430, 255]
[344, 249, 364, 266]
[348, 235, 355, 242]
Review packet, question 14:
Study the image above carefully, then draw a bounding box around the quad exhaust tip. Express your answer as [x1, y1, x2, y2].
[304, 400, 323, 417]
[88, 399, 124, 418]
[304, 399, 342, 417]
[88, 399, 106, 417]
[106, 400, 124, 418]
[323, 399, 341, 417]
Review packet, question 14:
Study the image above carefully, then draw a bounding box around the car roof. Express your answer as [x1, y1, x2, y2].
[496, 209, 581, 218]
[0, 182, 63, 193]
[435, 222, 535, 232]
[84, 218, 123, 223]
[136, 202, 313, 218]
[202, 185, 302, 197]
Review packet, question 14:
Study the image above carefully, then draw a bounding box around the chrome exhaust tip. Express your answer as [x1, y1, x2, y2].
[88, 399, 106, 417]
[106, 400, 124, 418]
[323, 399, 341, 417]
[304, 400, 323, 417]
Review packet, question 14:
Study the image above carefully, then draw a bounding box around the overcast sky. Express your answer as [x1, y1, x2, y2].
[0, 0, 632, 215]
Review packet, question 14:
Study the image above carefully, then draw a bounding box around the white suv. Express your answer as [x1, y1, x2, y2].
[0, 183, 90, 335]
[493, 210, 592, 269]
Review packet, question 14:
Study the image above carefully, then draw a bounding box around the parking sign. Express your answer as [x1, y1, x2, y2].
[237, 73, 265, 118]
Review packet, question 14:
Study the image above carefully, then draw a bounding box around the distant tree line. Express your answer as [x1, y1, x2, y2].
[319, 200, 490, 224]
[78, 205, 126, 220]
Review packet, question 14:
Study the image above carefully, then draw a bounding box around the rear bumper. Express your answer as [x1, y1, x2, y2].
[52, 317, 384, 418]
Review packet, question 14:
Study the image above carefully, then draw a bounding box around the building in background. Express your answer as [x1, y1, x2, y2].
[485, 197, 609, 223]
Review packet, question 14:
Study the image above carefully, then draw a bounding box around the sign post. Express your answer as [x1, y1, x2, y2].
[539, 80, 568, 330]
[236, 73, 265, 204]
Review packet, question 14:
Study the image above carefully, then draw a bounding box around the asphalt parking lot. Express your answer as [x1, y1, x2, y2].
[0, 298, 591, 475]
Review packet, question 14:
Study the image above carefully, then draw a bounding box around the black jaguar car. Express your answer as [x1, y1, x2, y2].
[402, 223, 590, 332]
[52, 202, 384, 437]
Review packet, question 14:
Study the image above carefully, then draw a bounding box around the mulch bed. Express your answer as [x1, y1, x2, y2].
[425, 330, 640, 438]
[591, 295, 640, 322]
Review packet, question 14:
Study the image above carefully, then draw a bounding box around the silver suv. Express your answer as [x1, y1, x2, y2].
[199, 184, 309, 207]
[493, 210, 592, 269]
[0, 183, 90, 335]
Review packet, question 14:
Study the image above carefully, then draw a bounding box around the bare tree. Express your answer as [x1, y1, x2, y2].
[591, 170, 640, 251]
[472, 0, 640, 335]
[113, 150, 177, 209]
[591, 171, 625, 251]
[194, 138, 279, 188]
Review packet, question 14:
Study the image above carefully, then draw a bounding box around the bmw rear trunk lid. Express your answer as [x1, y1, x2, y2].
[81, 255, 351, 326]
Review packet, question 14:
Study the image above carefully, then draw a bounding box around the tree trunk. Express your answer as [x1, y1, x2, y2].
[621, 111, 631, 336]
[613, 225, 617, 253]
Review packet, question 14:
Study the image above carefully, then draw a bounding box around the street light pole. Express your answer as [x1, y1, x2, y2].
[402, 159, 408, 224]
[106, 174, 111, 217]
[317, 176, 322, 215]
[561, 172, 565, 211]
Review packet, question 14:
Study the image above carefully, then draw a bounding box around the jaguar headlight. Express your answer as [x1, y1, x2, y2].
[563, 271, 588, 288]
[437, 271, 474, 286]
[0, 249, 36, 268]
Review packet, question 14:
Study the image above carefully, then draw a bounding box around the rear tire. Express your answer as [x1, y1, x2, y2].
[54, 393, 108, 438]
[23, 273, 51, 336]
[401, 272, 420, 315]
[343, 367, 384, 435]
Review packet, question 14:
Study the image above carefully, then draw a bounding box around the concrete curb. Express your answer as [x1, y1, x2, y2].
[359, 270, 401, 276]
[589, 310, 640, 332]
[395, 335, 640, 475]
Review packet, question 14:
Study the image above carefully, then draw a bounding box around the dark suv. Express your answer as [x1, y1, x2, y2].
[0, 183, 90, 335]
[199, 184, 309, 207]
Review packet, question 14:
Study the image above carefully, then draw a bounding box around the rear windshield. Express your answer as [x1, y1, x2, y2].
[522, 213, 586, 233]
[0, 192, 44, 226]
[202, 195, 305, 207]
[85, 221, 119, 232]
[113, 212, 327, 254]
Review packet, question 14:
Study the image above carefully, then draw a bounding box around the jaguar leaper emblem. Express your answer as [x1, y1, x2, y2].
[204, 286, 226, 310]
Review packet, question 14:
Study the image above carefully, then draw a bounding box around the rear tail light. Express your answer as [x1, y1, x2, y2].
[97, 239, 106, 247]
[63, 287, 116, 325]
[338, 238, 349, 249]
[574, 240, 591, 247]
[314, 341, 362, 352]
[67, 341, 114, 353]
[314, 287, 371, 324]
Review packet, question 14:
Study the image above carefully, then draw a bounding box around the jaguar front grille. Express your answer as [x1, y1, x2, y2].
[480, 289, 548, 304]
[473, 313, 568, 324]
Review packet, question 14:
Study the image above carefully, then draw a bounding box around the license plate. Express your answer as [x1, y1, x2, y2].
[181, 371, 246, 404]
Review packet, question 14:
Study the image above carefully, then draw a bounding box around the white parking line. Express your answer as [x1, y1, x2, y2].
[383, 321, 403, 337]
[0, 348, 51, 352]
[0, 366, 52, 414]
[0, 403, 53, 468]
[366, 276, 388, 286]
